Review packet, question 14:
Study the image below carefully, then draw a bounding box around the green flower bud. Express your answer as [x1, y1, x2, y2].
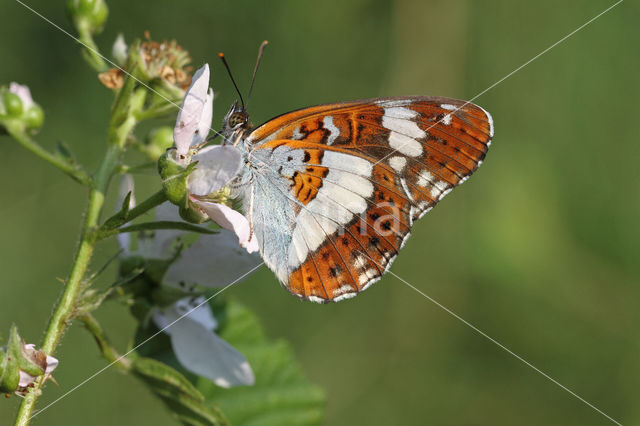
[144, 126, 174, 161]
[2, 91, 23, 117]
[24, 104, 45, 130]
[158, 148, 189, 205]
[179, 202, 209, 224]
[66, 0, 109, 36]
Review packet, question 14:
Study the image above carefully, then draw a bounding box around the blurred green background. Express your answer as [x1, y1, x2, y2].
[1, 0, 638, 424]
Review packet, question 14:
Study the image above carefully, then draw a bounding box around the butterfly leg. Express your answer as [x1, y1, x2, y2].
[248, 181, 255, 241]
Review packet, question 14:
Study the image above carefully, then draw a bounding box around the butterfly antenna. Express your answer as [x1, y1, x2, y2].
[218, 52, 245, 109]
[246, 40, 268, 109]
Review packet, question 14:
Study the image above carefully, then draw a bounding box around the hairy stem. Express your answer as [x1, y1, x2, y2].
[79, 314, 131, 371]
[13, 145, 120, 426]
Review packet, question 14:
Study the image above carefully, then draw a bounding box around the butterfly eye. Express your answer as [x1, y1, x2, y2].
[228, 112, 248, 128]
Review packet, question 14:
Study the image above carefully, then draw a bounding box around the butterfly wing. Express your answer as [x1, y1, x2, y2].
[245, 97, 493, 302]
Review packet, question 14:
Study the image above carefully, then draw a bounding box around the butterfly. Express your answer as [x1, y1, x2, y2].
[219, 94, 493, 303]
[209, 45, 493, 303]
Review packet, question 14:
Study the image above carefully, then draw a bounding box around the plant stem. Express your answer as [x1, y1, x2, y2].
[13, 145, 120, 425]
[6, 126, 91, 186]
[77, 27, 108, 72]
[79, 314, 131, 371]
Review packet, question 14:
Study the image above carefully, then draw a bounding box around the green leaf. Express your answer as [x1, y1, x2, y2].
[117, 221, 217, 235]
[54, 140, 77, 164]
[132, 356, 229, 426]
[199, 299, 325, 426]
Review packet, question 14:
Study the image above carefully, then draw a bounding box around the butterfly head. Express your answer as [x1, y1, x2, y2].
[222, 100, 253, 143]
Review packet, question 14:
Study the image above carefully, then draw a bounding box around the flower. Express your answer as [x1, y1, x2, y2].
[160, 63, 258, 253]
[152, 296, 254, 388]
[0, 325, 59, 397]
[117, 175, 261, 288]
[138, 31, 191, 90]
[18, 343, 59, 391]
[9, 83, 34, 110]
[98, 32, 192, 92]
[116, 176, 258, 387]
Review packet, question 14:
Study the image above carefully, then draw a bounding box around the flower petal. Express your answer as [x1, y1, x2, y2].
[174, 64, 212, 155]
[152, 298, 254, 388]
[44, 354, 59, 375]
[187, 145, 242, 196]
[9, 82, 34, 109]
[112, 33, 128, 65]
[18, 371, 37, 388]
[192, 200, 258, 253]
[153, 296, 217, 333]
[165, 229, 261, 288]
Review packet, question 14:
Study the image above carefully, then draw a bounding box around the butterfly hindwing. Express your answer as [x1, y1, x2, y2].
[246, 97, 493, 302]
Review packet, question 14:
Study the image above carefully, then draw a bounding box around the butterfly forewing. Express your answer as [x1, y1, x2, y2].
[247, 97, 493, 302]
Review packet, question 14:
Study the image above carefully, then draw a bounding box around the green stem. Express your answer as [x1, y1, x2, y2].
[77, 27, 108, 72]
[79, 314, 131, 371]
[6, 126, 91, 186]
[13, 145, 120, 426]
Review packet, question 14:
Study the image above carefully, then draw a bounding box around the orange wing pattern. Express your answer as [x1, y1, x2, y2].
[248, 97, 493, 302]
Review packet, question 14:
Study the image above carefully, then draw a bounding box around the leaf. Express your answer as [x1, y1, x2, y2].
[199, 299, 326, 426]
[132, 356, 229, 426]
[132, 298, 325, 425]
[102, 191, 133, 229]
[54, 140, 77, 164]
[117, 221, 217, 235]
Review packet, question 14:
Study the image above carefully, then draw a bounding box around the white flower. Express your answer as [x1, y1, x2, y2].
[112, 33, 128, 65]
[18, 343, 58, 389]
[117, 175, 261, 288]
[9, 82, 34, 110]
[171, 64, 258, 253]
[116, 177, 258, 387]
[173, 64, 214, 158]
[152, 296, 254, 388]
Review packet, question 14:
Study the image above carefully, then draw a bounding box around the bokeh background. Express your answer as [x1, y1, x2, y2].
[1, 0, 638, 424]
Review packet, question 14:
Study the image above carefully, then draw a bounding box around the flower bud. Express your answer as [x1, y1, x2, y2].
[112, 33, 128, 66]
[24, 104, 44, 130]
[143, 126, 174, 161]
[66, 0, 108, 36]
[0, 325, 58, 396]
[0, 83, 44, 133]
[158, 148, 190, 205]
[1, 91, 23, 117]
[179, 201, 209, 224]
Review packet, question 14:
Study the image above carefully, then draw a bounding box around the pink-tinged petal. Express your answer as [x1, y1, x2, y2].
[187, 145, 242, 196]
[174, 64, 212, 155]
[9, 82, 34, 109]
[44, 354, 59, 375]
[192, 199, 258, 253]
[165, 229, 261, 288]
[198, 88, 214, 144]
[18, 371, 37, 388]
